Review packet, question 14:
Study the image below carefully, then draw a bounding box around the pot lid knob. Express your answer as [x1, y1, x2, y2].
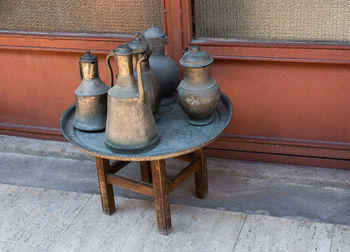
[142, 26, 168, 46]
[114, 45, 133, 55]
[143, 26, 166, 39]
[179, 46, 213, 68]
[79, 51, 97, 63]
[127, 32, 150, 54]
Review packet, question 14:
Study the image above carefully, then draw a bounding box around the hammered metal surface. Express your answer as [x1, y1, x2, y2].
[0, 0, 162, 34]
[60, 94, 232, 161]
[194, 0, 350, 42]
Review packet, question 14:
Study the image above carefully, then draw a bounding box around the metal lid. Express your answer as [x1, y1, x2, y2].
[114, 45, 133, 55]
[142, 27, 168, 46]
[179, 46, 213, 68]
[127, 32, 149, 54]
[80, 51, 97, 63]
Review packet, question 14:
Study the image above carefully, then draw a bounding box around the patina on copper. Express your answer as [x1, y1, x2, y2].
[104, 45, 160, 153]
[143, 27, 180, 102]
[73, 51, 109, 131]
[127, 33, 161, 115]
[177, 46, 221, 126]
[60, 93, 232, 161]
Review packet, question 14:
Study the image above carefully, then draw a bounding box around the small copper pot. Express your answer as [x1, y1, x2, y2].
[177, 46, 220, 126]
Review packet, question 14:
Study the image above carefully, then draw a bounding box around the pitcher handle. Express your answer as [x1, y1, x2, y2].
[106, 51, 115, 87]
[136, 51, 152, 104]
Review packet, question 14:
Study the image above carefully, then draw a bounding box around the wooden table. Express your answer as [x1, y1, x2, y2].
[60, 94, 232, 235]
[95, 149, 207, 235]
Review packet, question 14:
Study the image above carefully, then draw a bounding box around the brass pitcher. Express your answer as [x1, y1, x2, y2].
[127, 33, 161, 115]
[104, 45, 160, 152]
[74, 51, 109, 131]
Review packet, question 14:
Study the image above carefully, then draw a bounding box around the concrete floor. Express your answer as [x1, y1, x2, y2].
[1, 184, 350, 252]
[1, 135, 350, 251]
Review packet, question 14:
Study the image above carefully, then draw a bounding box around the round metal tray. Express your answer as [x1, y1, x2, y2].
[60, 93, 232, 161]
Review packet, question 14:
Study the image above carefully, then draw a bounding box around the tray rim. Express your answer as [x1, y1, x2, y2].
[60, 93, 233, 161]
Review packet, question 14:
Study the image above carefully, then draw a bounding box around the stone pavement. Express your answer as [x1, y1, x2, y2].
[0, 183, 349, 252]
[1, 135, 350, 251]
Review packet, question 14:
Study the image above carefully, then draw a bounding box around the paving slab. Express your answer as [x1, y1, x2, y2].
[2, 184, 350, 252]
[0, 184, 22, 208]
[41, 195, 156, 251]
[0, 241, 28, 252]
[143, 205, 246, 252]
[0, 186, 91, 248]
[330, 225, 350, 252]
[234, 214, 334, 252]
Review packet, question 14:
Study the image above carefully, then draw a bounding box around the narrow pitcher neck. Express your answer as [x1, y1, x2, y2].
[117, 54, 133, 77]
[150, 45, 165, 55]
[80, 62, 99, 80]
[183, 65, 212, 85]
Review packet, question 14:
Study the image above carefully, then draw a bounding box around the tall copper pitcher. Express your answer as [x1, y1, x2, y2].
[104, 45, 159, 152]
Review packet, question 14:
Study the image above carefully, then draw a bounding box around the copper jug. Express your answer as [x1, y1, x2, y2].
[143, 27, 180, 103]
[177, 46, 221, 126]
[105, 45, 160, 152]
[73, 51, 109, 131]
[127, 33, 161, 115]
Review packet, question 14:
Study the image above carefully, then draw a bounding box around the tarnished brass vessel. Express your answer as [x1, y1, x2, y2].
[73, 51, 109, 131]
[143, 27, 180, 102]
[177, 46, 221, 126]
[127, 33, 161, 115]
[105, 45, 160, 152]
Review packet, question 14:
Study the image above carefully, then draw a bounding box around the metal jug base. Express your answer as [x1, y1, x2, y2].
[105, 134, 160, 154]
[187, 114, 214, 126]
[73, 122, 105, 132]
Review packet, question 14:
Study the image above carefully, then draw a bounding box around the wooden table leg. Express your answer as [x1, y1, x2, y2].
[195, 148, 208, 198]
[151, 159, 172, 235]
[95, 157, 116, 215]
[140, 161, 152, 183]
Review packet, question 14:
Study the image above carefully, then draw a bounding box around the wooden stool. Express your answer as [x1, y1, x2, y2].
[60, 94, 231, 235]
[95, 148, 208, 235]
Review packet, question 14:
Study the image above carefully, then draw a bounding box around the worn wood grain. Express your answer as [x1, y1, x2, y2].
[140, 161, 152, 183]
[95, 157, 116, 215]
[168, 159, 200, 193]
[151, 159, 172, 235]
[106, 174, 154, 197]
[195, 148, 208, 198]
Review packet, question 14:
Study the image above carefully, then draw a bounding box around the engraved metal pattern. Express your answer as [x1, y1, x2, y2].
[0, 0, 162, 34]
[194, 0, 350, 42]
[60, 93, 232, 161]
